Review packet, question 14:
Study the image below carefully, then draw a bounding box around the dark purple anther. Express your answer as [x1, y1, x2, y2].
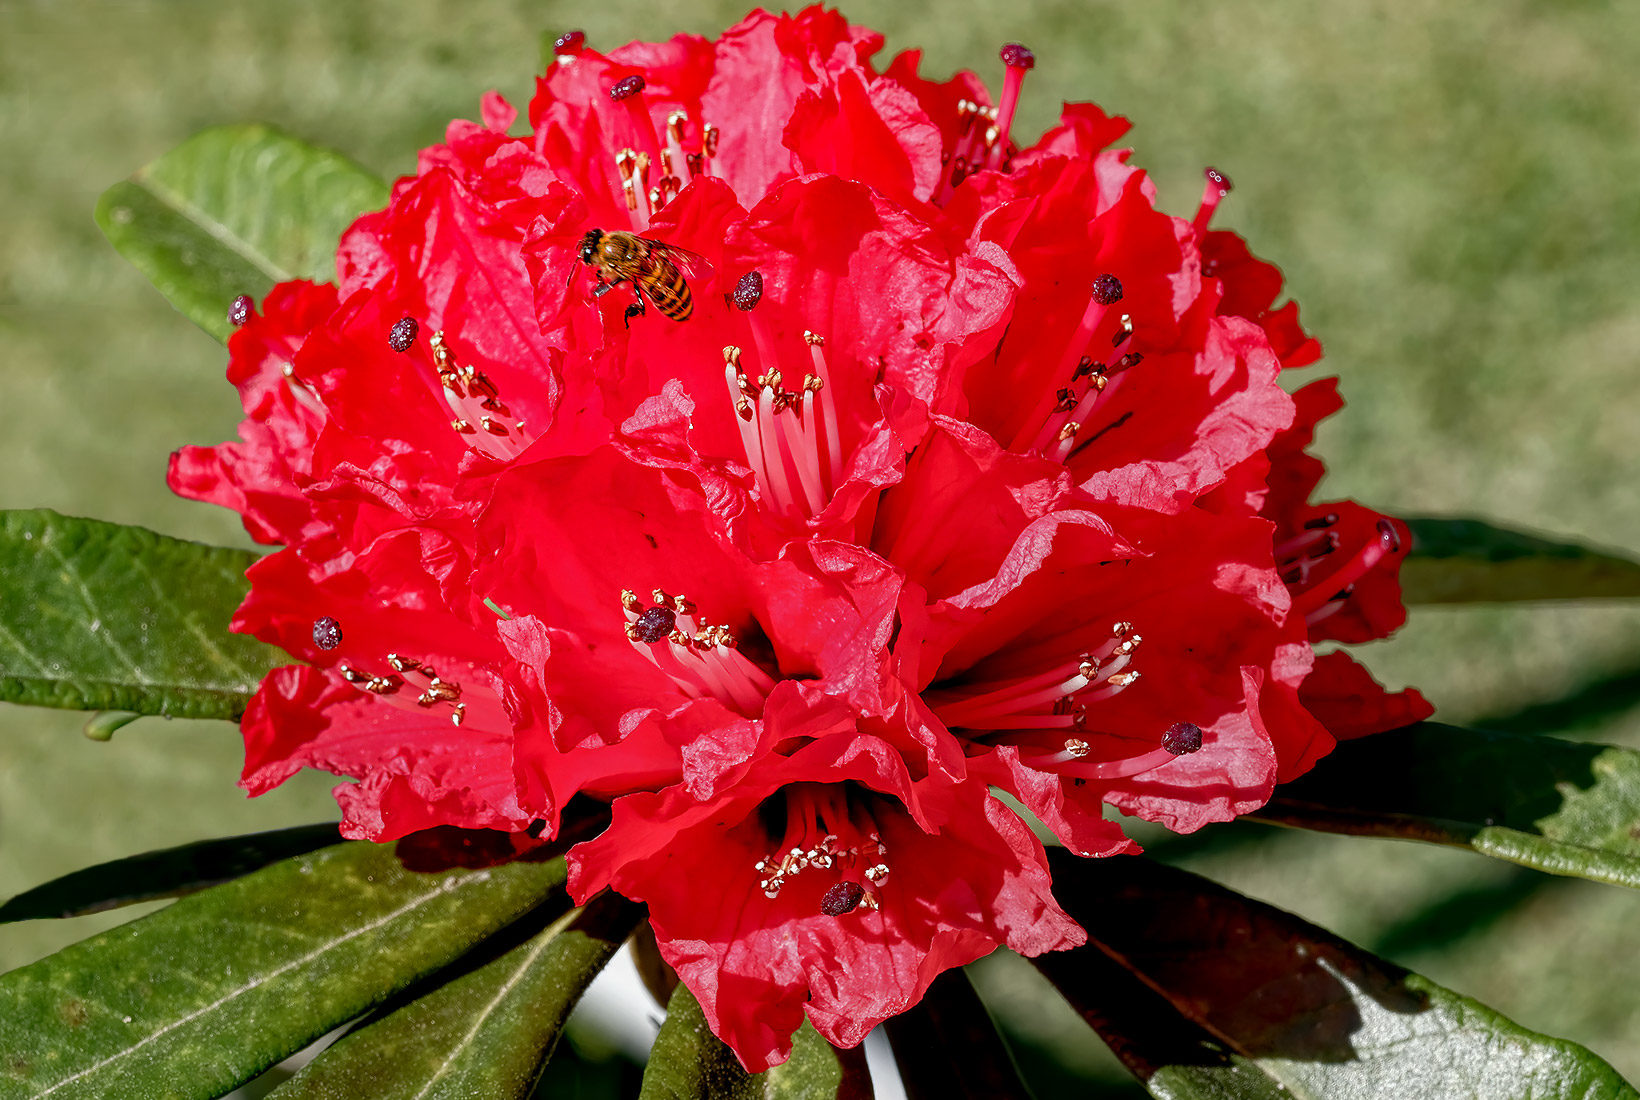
[1161, 721, 1203, 756]
[1303, 512, 1340, 530]
[633, 604, 676, 643]
[1205, 166, 1233, 193]
[1090, 273, 1123, 305]
[312, 617, 343, 651]
[1377, 518, 1402, 553]
[554, 30, 586, 55]
[1000, 43, 1036, 70]
[609, 75, 646, 101]
[733, 270, 764, 311]
[387, 316, 419, 353]
[820, 880, 867, 916]
[228, 295, 253, 327]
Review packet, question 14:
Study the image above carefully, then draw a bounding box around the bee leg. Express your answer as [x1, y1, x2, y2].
[624, 291, 647, 329]
[591, 280, 616, 299]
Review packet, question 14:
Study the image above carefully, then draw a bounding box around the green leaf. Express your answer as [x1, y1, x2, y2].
[269, 892, 641, 1100]
[881, 968, 1029, 1100]
[0, 824, 340, 923]
[1036, 852, 1636, 1099]
[0, 837, 572, 1100]
[0, 509, 281, 719]
[1401, 516, 1640, 603]
[1254, 722, 1640, 889]
[640, 984, 870, 1100]
[95, 123, 387, 342]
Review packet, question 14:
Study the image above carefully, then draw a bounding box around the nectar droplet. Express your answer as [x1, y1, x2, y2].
[387, 316, 419, 353]
[554, 29, 586, 55]
[999, 43, 1036, 69]
[312, 617, 344, 651]
[228, 295, 253, 327]
[1162, 721, 1203, 756]
[1090, 273, 1123, 305]
[633, 605, 676, 643]
[609, 75, 646, 101]
[820, 880, 867, 916]
[733, 270, 764, 311]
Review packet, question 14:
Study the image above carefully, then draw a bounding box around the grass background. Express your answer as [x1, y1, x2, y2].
[2, 0, 1638, 1093]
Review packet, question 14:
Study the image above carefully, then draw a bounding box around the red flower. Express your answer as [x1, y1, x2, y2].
[170, 6, 1424, 1068]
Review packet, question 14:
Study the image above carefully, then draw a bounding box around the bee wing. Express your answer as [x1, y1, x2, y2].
[643, 239, 716, 283]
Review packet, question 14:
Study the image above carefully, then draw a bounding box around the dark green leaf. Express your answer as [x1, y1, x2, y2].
[1401, 516, 1640, 603]
[0, 837, 571, 1100]
[1254, 722, 1640, 889]
[95, 123, 387, 342]
[882, 968, 1029, 1100]
[1037, 852, 1636, 1099]
[0, 824, 340, 923]
[269, 892, 641, 1099]
[0, 509, 280, 719]
[640, 984, 871, 1100]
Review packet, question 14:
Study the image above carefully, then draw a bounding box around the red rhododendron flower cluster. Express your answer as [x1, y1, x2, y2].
[171, 7, 1429, 1070]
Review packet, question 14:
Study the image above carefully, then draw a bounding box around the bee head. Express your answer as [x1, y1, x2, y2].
[578, 229, 604, 264]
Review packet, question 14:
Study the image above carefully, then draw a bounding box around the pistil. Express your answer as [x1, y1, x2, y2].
[991, 43, 1036, 168]
[1192, 167, 1233, 236]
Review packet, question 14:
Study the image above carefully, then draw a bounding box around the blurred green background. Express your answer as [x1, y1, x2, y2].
[2, 0, 1638, 1094]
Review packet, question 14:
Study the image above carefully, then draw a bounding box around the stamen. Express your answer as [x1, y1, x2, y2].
[311, 617, 343, 651]
[228, 294, 253, 328]
[430, 331, 529, 460]
[1193, 167, 1233, 235]
[933, 98, 1001, 203]
[1294, 520, 1398, 619]
[755, 787, 890, 913]
[553, 30, 586, 57]
[615, 148, 652, 227]
[338, 651, 469, 725]
[931, 623, 1142, 732]
[992, 43, 1036, 168]
[621, 590, 775, 715]
[387, 316, 419, 353]
[721, 327, 838, 520]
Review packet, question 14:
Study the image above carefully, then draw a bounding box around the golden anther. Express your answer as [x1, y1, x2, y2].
[1064, 738, 1091, 758]
[1113, 621, 1133, 636]
[620, 589, 642, 612]
[451, 418, 473, 433]
[723, 345, 743, 367]
[450, 704, 466, 727]
[803, 331, 826, 347]
[702, 124, 720, 156]
[1056, 420, 1081, 443]
[280, 362, 295, 378]
[804, 374, 824, 393]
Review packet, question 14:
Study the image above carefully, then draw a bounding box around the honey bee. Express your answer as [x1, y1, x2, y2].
[577, 229, 710, 325]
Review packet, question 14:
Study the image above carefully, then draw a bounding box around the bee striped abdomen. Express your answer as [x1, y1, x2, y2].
[646, 258, 693, 320]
